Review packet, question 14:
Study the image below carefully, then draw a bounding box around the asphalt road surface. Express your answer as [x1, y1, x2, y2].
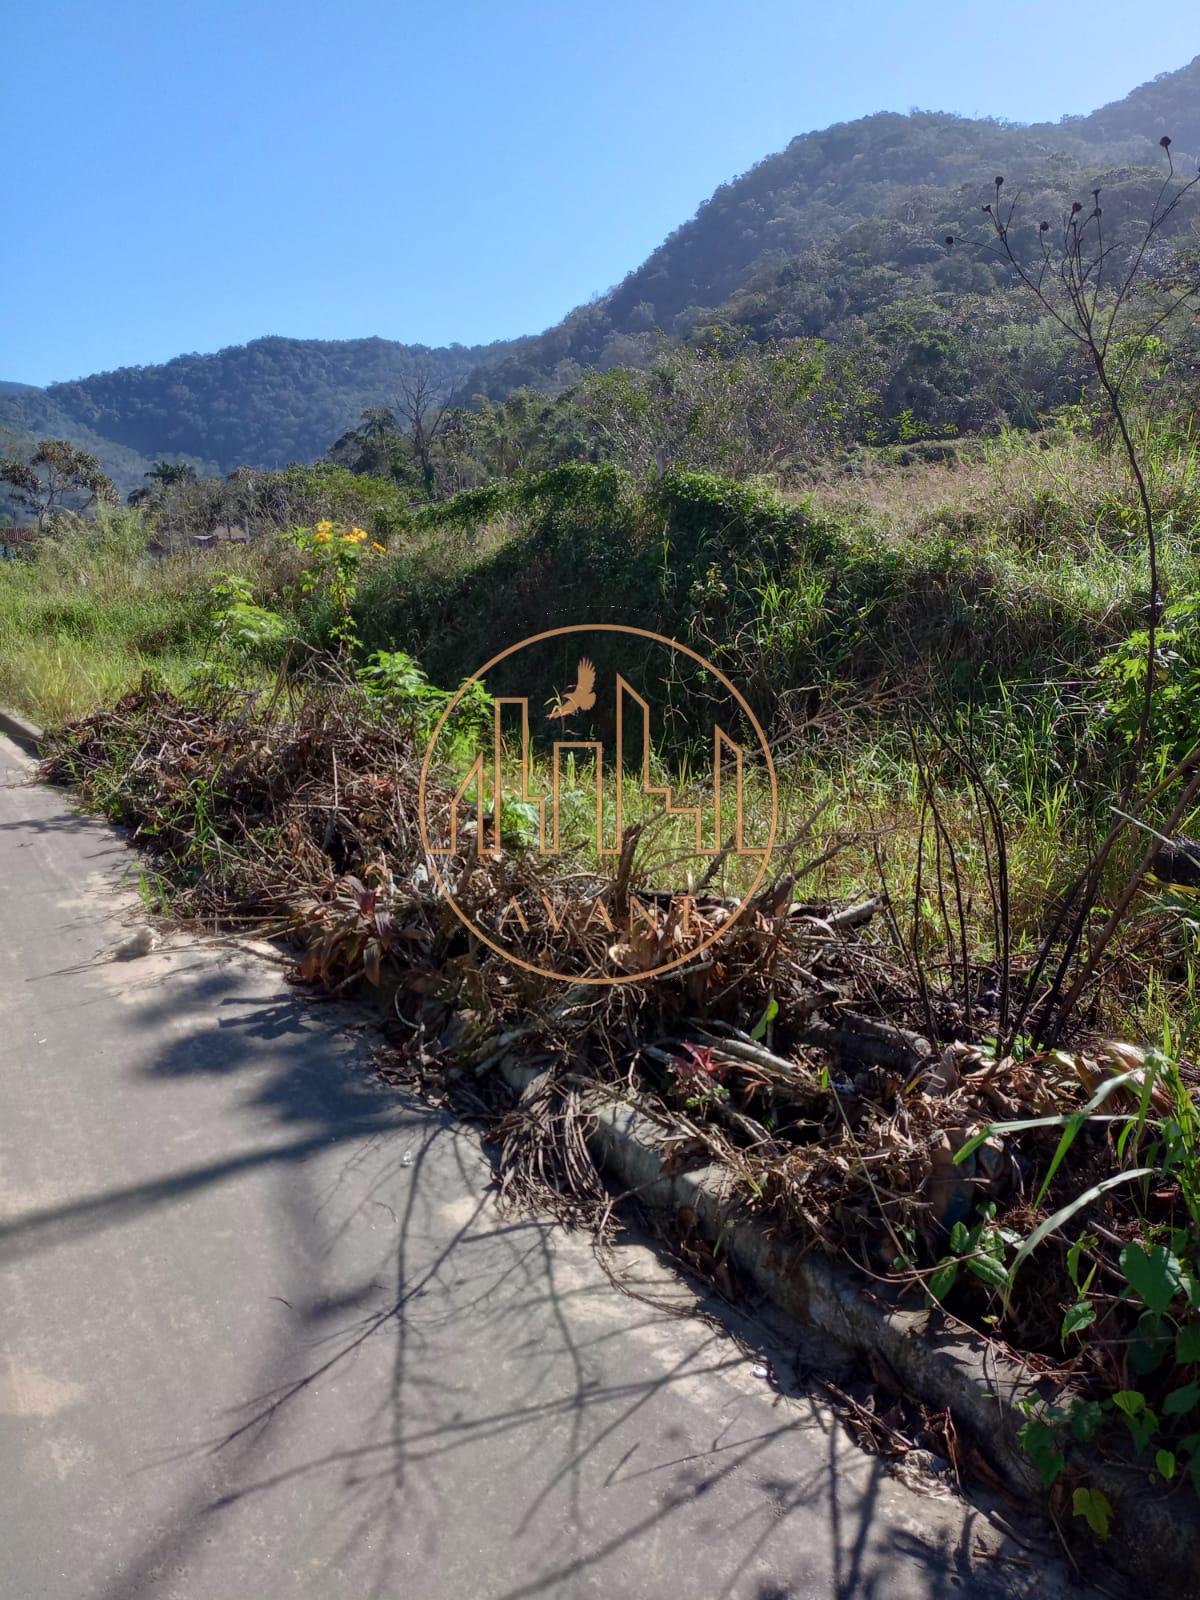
[0, 733, 1091, 1599]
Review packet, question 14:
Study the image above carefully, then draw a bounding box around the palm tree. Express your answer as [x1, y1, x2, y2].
[145, 460, 198, 487]
[359, 407, 399, 440]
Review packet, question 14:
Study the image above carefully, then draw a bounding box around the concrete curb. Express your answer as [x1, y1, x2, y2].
[0, 705, 44, 755]
[496, 1057, 1200, 1597]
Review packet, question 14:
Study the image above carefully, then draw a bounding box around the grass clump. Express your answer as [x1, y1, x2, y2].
[0, 511, 305, 723]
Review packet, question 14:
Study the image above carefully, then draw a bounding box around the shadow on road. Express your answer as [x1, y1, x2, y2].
[0, 782, 1053, 1599]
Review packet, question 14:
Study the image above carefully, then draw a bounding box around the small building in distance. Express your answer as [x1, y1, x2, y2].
[148, 523, 250, 556]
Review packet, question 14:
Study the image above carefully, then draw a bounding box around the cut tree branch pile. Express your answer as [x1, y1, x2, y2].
[42, 676, 1200, 1509]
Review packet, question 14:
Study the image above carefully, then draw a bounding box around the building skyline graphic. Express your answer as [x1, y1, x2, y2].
[432, 673, 767, 860]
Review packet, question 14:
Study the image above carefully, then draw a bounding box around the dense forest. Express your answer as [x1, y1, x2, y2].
[0, 338, 512, 489]
[2, 55, 1199, 505]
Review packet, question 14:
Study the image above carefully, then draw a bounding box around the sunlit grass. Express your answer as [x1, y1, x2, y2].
[0, 638, 198, 726]
[7, 432, 1200, 1042]
[0, 511, 301, 724]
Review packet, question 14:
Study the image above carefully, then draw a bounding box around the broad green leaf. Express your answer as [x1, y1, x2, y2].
[1177, 1325, 1200, 1364]
[1017, 1418, 1065, 1487]
[1157, 1449, 1178, 1480]
[928, 1260, 958, 1301]
[1120, 1242, 1185, 1315]
[1113, 1390, 1146, 1417]
[1163, 1381, 1200, 1417]
[1069, 1399, 1103, 1443]
[1062, 1300, 1096, 1340]
[1130, 1310, 1171, 1377]
[1126, 1409, 1159, 1454]
[967, 1253, 1008, 1289]
[1072, 1486, 1113, 1539]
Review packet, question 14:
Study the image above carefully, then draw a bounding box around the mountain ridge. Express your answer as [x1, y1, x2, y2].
[5, 54, 1198, 487]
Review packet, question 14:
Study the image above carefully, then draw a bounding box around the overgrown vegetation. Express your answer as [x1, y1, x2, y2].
[7, 96, 1200, 1563]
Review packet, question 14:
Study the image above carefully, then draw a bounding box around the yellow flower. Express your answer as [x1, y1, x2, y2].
[314, 531, 330, 544]
[315, 519, 335, 534]
[371, 541, 387, 553]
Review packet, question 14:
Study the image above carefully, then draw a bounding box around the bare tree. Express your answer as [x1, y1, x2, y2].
[394, 366, 456, 496]
[950, 142, 1200, 1043]
[0, 439, 120, 529]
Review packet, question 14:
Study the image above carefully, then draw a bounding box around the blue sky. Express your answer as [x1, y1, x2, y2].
[5, 1, 1198, 385]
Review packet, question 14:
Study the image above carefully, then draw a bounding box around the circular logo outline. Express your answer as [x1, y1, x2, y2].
[417, 623, 778, 985]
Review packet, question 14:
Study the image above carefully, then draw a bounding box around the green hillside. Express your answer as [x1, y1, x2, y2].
[3, 55, 1198, 479]
[467, 56, 1200, 396]
[4, 337, 518, 482]
[0, 389, 176, 517]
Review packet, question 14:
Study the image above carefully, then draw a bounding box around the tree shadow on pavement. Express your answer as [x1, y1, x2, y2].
[4, 941, 1068, 1600]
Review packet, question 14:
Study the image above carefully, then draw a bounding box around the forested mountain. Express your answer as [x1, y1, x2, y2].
[0, 337, 517, 485]
[0, 386, 172, 504]
[3, 55, 1198, 482]
[466, 57, 1200, 396]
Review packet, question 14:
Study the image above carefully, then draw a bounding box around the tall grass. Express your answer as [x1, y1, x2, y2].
[6, 435, 1200, 1038]
[0, 511, 301, 724]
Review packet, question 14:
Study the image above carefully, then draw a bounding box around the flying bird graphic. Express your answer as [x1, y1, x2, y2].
[547, 658, 597, 720]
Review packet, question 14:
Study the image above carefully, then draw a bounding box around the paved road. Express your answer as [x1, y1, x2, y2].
[0, 734, 1089, 1600]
